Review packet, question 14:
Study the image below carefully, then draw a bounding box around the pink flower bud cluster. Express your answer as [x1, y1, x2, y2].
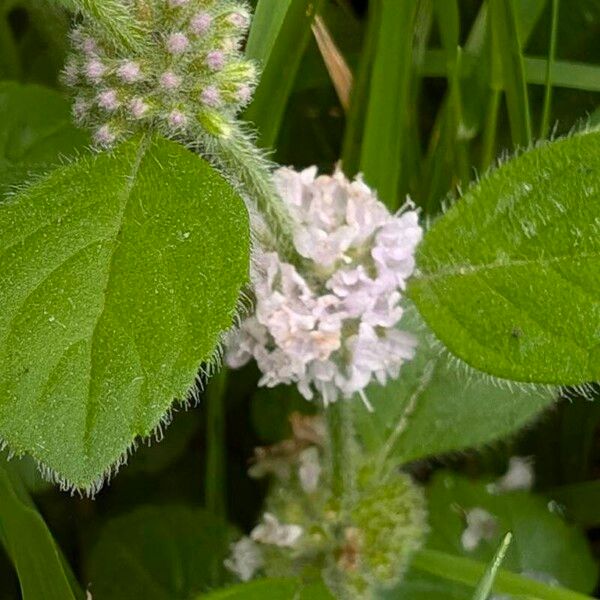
[227, 167, 423, 405]
[62, 0, 256, 146]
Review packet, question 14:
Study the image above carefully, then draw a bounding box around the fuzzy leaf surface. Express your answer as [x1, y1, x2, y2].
[354, 311, 555, 465]
[409, 130, 600, 385]
[0, 135, 249, 490]
[0, 82, 88, 195]
[87, 506, 236, 599]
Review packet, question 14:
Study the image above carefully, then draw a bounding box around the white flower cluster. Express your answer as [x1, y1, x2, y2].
[227, 167, 423, 405]
[63, 0, 256, 145]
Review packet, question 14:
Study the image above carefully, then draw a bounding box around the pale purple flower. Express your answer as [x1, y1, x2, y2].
[206, 50, 225, 71]
[228, 11, 250, 30]
[160, 71, 182, 90]
[97, 89, 120, 111]
[190, 12, 212, 35]
[85, 59, 106, 83]
[226, 167, 422, 404]
[117, 60, 141, 83]
[129, 97, 149, 119]
[201, 85, 221, 107]
[237, 84, 252, 104]
[94, 124, 116, 147]
[168, 109, 187, 128]
[166, 32, 190, 54]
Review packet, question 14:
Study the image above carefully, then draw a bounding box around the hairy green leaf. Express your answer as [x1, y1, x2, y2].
[87, 506, 236, 599]
[409, 130, 600, 385]
[354, 310, 555, 466]
[0, 82, 88, 195]
[0, 464, 79, 600]
[0, 135, 249, 490]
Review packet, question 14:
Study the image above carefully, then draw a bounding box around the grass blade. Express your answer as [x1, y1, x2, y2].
[244, 0, 323, 147]
[359, 0, 419, 210]
[472, 533, 513, 600]
[341, 0, 382, 177]
[490, 0, 532, 147]
[540, 0, 560, 138]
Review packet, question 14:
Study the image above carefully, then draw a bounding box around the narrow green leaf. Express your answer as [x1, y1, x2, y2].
[409, 130, 600, 385]
[341, 0, 382, 177]
[359, 0, 419, 210]
[421, 52, 600, 93]
[490, 0, 532, 146]
[244, 0, 323, 147]
[87, 506, 236, 599]
[0, 464, 78, 600]
[245, 0, 291, 65]
[0, 82, 89, 195]
[472, 533, 512, 600]
[540, 0, 560, 138]
[354, 310, 555, 468]
[0, 135, 249, 490]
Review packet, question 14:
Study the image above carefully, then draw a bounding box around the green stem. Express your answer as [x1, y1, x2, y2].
[412, 549, 594, 600]
[540, 0, 560, 139]
[480, 89, 501, 171]
[326, 400, 355, 506]
[205, 368, 228, 520]
[208, 129, 301, 266]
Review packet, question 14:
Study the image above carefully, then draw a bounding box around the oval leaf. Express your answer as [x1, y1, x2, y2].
[409, 130, 600, 385]
[0, 135, 249, 491]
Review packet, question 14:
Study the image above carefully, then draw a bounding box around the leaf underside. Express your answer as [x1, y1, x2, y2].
[409, 130, 600, 385]
[0, 135, 249, 491]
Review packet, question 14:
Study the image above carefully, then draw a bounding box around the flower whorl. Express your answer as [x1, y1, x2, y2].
[63, 0, 256, 146]
[227, 167, 423, 405]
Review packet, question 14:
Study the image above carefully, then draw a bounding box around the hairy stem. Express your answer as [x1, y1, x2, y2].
[206, 128, 300, 265]
[326, 400, 355, 507]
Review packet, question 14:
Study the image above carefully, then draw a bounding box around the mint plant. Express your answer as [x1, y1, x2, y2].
[0, 0, 600, 599]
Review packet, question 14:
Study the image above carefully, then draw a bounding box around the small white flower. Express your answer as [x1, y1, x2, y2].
[461, 508, 498, 551]
[224, 537, 263, 582]
[251, 513, 303, 548]
[488, 456, 534, 494]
